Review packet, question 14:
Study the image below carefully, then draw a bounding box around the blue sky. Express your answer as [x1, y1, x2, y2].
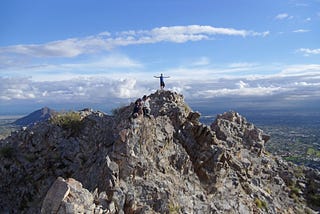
[0, 0, 320, 114]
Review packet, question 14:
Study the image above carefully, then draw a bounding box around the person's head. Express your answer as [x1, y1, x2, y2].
[135, 98, 142, 105]
[142, 95, 147, 100]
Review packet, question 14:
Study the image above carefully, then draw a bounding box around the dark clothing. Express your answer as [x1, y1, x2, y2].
[154, 74, 169, 89]
[160, 80, 165, 88]
[160, 75, 164, 87]
[133, 105, 140, 114]
[132, 99, 143, 118]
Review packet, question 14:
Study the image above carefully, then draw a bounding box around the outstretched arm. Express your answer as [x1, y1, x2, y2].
[154, 76, 160, 78]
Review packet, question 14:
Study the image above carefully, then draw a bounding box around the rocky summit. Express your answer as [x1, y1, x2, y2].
[0, 90, 319, 213]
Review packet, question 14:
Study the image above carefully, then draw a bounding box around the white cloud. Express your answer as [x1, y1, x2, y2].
[0, 38, 101, 58]
[249, 31, 270, 37]
[275, 13, 289, 19]
[293, 29, 310, 33]
[196, 85, 286, 98]
[236, 80, 249, 89]
[275, 13, 293, 20]
[280, 64, 320, 76]
[0, 25, 269, 59]
[0, 77, 38, 100]
[297, 48, 320, 56]
[1, 63, 320, 112]
[0, 76, 148, 103]
[0, 54, 143, 80]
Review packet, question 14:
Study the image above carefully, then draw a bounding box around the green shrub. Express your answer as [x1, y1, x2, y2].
[168, 201, 180, 214]
[254, 198, 267, 210]
[50, 112, 83, 135]
[289, 185, 301, 196]
[306, 147, 320, 158]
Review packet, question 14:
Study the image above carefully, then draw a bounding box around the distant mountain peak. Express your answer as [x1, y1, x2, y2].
[13, 107, 56, 126]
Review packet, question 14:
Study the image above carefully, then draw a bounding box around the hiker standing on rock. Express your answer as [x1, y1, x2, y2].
[154, 73, 170, 90]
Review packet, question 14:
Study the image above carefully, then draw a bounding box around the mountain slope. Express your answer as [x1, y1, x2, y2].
[0, 90, 319, 213]
[13, 107, 56, 126]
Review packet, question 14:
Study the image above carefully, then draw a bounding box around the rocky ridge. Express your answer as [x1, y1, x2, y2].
[0, 90, 319, 213]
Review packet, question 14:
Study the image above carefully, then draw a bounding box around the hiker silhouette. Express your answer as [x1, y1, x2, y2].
[154, 73, 170, 90]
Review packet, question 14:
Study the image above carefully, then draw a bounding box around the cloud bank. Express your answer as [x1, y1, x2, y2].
[1, 63, 319, 113]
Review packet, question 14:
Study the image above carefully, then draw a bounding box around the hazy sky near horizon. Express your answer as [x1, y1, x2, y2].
[1, 0, 320, 114]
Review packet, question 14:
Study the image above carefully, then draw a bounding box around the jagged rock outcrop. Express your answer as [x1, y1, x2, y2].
[0, 90, 319, 213]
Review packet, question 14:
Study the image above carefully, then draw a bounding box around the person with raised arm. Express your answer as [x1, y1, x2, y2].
[154, 73, 170, 90]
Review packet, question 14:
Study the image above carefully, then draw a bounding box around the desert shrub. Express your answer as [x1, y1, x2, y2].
[290, 185, 301, 196]
[254, 198, 267, 209]
[50, 112, 83, 136]
[168, 201, 180, 214]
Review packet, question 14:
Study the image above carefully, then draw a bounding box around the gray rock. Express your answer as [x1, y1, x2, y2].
[41, 177, 70, 214]
[0, 91, 319, 214]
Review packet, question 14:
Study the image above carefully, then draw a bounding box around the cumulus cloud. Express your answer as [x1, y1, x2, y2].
[0, 76, 150, 105]
[0, 77, 38, 100]
[176, 63, 320, 104]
